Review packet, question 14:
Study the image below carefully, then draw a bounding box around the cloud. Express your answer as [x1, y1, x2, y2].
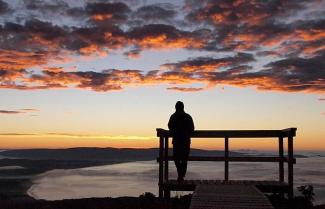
[2, 50, 325, 94]
[0, 69, 26, 81]
[0, 133, 36, 136]
[256, 51, 281, 57]
[0, 18, 208, 61]
[0, 0, 324, 95]
[186, 0, 307, 26]
[185, 0, 325, 57]
[0, 110, 23, 114]
[189, 51, 325, 93]
[0, 9, 213, 90]
[85, 2, 130, 22]
[319, 98, 325, 101]
[0, 0, 9, 14]
[153, 50, 325, 93]
[133, 4, 176, 24]
[124, 49, 141, 58]
[0, 132, 155, 140]
[126, 24, 209, 50]
[0, 108, 39, 115]
[261, 52, 325, 92]
[1, 48, 324, 94]
[0, 19, 68, 71]
[23, 0, 68, 13]
[20, 108, 39, 112]
[161, 53, 254, 72]
[8, 69, 145, 91]
[167, 86, 204, 92]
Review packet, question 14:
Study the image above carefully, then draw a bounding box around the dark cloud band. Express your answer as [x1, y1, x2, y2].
[0, 0, 324, 94]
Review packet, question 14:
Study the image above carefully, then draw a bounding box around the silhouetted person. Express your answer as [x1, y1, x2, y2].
[168, 101, 194, 182]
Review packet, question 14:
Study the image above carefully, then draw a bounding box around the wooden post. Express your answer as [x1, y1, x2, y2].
[288, 135, 294, 200]
[164, 137, 170, 200]
[279, 136, 284, 182]
[159, 136, 164, 199]
[225, 137, 229, 181]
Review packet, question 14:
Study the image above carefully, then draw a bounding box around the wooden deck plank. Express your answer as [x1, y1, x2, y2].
[189, 184, 274, 209]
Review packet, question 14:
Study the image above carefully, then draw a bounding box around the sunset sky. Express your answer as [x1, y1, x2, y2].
[0, 0, 325, 151]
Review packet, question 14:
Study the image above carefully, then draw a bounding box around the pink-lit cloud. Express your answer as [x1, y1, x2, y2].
[0, 0, 324, 94]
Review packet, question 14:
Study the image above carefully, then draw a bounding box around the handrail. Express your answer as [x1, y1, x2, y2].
[157, 128, 296, 138]
[157, 156, 296, 163]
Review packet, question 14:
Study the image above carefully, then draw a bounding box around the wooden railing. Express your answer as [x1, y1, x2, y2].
[156, 128, 297, 199]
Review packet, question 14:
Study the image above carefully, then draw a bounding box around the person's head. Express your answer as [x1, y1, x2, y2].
[175, 101, 184, 112]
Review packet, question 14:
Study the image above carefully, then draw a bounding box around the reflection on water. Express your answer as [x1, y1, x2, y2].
[28, 157, 325, 204]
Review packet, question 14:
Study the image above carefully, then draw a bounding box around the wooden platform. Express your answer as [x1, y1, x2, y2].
[156, 128, 296, 199]
[189, 184, 274, 209]
[161, 179, 289, 193]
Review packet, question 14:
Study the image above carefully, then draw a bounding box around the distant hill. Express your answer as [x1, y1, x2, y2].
[1, 147, 246, 162]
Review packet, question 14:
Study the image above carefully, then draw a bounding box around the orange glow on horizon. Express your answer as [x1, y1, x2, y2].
[0, 134, 323, 151]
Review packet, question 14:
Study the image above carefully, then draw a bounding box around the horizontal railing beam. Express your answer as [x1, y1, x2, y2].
[282, 128, 297, 137]
[157, 156, 296, 164]
[156, 128, 296, 138]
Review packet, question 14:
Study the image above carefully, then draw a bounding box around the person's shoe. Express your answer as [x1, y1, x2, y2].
[177, 176, 184, 183]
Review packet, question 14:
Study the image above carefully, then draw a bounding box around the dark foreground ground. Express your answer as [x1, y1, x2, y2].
[1, 193, 325, 209]
[0, 193, 191, 209]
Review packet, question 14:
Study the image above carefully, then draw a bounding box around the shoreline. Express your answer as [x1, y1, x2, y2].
[24, 162, 135, 200]
[0, 159, 136, 201]
[25, 176, 38, 200]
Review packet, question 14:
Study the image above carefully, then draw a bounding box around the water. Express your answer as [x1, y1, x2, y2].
[27, 157, 325, 204]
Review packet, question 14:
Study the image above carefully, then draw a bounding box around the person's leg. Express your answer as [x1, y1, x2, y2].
[181, 142, 190, 179]
[181, 160, 188, 178]
[173, 143, 182, 181]
[178, 155, 186, 179]
[174, 159, 181, 175]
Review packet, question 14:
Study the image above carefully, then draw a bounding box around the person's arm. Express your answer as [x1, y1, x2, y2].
[168, 115, 174, 131]
[185, 114, 194, 136]
[189, 115, 194, 133]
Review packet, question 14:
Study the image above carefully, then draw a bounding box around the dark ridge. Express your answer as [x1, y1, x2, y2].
[0, 147, 247, 161]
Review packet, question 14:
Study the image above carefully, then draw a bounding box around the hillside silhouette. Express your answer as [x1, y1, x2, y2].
[1, 147, 247, 161]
